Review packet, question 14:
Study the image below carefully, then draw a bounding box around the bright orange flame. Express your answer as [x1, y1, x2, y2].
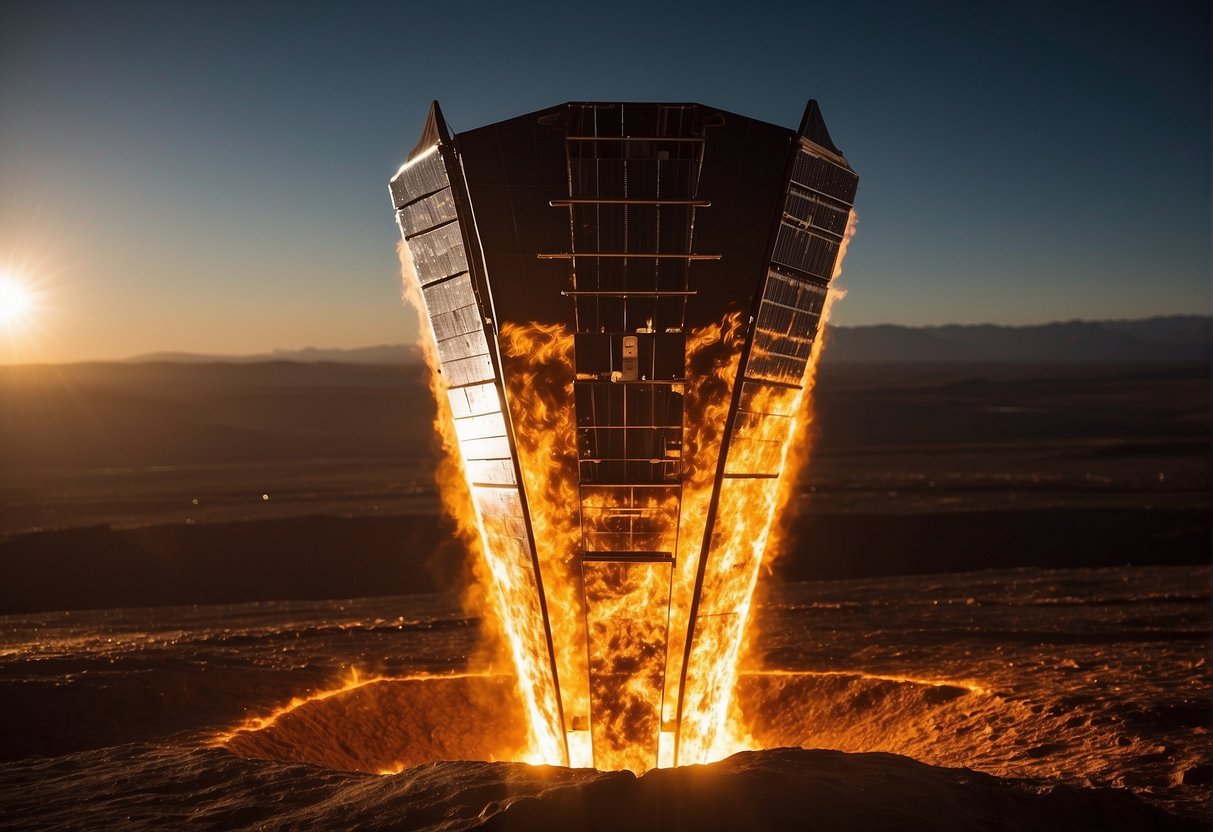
[583, 558, 672, 772]
[495, 311, 754, 772]
[398, 242, 564, 765]
[497, 322, 591, 765]
[494, 311, 756, 772]
[679, 210, 859, 763]
[661, 311, 747, 749]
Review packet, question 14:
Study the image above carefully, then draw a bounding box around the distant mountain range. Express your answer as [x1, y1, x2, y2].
[126, 315, 1210, 365]
[825, 315, 1211, 363]
[129, 344, 424, 365]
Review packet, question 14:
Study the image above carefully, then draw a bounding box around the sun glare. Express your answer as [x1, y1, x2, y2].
[0, 274, 35, 329]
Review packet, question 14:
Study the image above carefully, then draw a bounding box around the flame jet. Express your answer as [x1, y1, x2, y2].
[390, 101, 857, 771]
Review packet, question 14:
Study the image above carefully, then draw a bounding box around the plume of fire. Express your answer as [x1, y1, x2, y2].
[660, 310, 747, 752]
[495, 313, 746, 772]
[397, 241, 562, 764]
[583, 558, 672, 773]
[738, 210, 860, 673]
[680, 210, 860, 763]
[496, 322, 591, 766]
[396, 242, 494, 640]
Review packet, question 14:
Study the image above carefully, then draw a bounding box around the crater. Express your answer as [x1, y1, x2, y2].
[218, 670, 985, 774]
[219, 673, 529, 773]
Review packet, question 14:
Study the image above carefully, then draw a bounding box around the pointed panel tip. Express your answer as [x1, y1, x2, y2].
[408, 100, 452, 161]
[798, 100, 842, 156]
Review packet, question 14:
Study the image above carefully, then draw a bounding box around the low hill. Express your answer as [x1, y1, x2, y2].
[826, 315, 1210, 363]
[128, 344, 421, 365]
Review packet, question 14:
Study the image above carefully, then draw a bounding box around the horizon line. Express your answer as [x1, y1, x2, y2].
[0, 312, 1208, 368]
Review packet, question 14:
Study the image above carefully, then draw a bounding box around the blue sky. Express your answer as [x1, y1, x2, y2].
[1, 0, 1208, 361]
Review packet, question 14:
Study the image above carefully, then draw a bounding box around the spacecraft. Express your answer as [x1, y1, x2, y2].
[390, 101, 857, 771]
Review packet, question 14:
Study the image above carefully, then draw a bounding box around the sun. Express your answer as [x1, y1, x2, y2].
[0, 274, 35, 329]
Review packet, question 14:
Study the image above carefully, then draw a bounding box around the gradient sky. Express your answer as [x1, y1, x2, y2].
[1, 0, 1208, 362]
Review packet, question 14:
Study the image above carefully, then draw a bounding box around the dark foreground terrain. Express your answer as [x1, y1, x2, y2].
[1, 567, 1207, 829]
[1, 358, 1208, 612]
[0, 505, 1206, 613]
[3, 746, 1197, 832]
